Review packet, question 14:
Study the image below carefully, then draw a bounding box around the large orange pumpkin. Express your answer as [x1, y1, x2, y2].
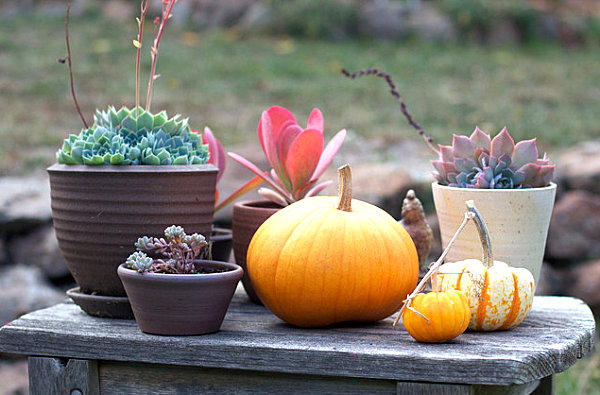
[247, 165, 419, 327]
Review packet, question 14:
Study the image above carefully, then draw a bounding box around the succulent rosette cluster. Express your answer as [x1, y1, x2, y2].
[228, 105, 346, 206]
[125, 225, 208, 274]
[432, 127, 555, 189]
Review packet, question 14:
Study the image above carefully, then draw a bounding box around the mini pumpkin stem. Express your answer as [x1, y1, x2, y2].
[465, 200, 493, 268]
[337, 164, 353, 212]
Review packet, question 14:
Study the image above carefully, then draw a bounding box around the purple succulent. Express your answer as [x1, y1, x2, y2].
[431, 127, 555, 189]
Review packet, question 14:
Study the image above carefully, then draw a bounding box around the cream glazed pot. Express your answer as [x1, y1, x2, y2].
[431, 182, 557, 288]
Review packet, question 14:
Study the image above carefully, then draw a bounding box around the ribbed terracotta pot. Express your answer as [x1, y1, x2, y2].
[432, 182, 557, 287]
[48, 164, 218, 298]
[117, 260, 243, 335]
[232, 200, 281, 304]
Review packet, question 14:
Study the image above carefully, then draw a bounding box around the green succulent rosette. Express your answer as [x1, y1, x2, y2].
[57, 106, 209, 165]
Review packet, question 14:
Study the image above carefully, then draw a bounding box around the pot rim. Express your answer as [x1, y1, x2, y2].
[233, 199, 283, 210]
[211, 227, 232, 236]
[117, 260, 243, 283]
[48, 163, 218, 174]
[431, 181, 557, 193]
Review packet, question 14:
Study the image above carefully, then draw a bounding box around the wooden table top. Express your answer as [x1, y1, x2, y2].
[0, 290, 595, 386]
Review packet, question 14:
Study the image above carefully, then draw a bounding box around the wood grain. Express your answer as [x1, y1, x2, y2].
[28, 357, 99, 395]
[0, 291, 594, 387]
[99, 361, 396, 395]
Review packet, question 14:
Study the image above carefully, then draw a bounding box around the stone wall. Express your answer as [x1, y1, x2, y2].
[3, 0, 600, 45]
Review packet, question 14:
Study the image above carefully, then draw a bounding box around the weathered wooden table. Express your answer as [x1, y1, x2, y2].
[0, 289, 595, 395]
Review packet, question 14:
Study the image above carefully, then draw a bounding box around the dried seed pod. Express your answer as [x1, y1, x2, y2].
[399, 189, 433, 274]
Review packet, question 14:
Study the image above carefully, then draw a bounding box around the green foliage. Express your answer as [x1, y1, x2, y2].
[440, 0, 600, 44]
[269, 0, 359, 40]
[56, 106, 209, 165]
[440, 0, 541, 42]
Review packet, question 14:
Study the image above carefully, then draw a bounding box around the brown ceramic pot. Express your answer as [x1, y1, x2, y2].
[117, 260, 243, 335]
[48, 164, 218, 298]
[232, 200, 281, 304]
[210, 227, 233, 262]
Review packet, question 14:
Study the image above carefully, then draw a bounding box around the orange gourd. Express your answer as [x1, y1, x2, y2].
[247, 165, 419, 327]
[432, 201, 534, 331]
[403, 291, 470, 343]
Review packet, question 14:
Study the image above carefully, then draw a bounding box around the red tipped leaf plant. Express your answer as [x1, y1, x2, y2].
[228, 105, 347, 206]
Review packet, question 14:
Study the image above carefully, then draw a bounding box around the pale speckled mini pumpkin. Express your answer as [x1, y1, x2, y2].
[432, 259, 534, 331]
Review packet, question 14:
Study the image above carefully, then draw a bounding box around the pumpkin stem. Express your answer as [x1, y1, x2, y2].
[336, 164, 353, 212]
[465, 200, 493, 268]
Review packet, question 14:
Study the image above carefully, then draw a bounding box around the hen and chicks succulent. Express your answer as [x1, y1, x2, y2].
[57, 106, 209, 165]
[431, 127, 555, 189]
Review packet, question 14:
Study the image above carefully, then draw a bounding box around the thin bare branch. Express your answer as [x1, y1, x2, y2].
[65, 0, 88, 128]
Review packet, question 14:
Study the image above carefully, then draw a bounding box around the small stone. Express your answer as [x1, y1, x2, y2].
[546, 190, 600, 264]
[7, 224, 70, 280]
[359, 0, 408, 40]
[0, 264, 65, 326]
[555, 140, 600, 195]
[0, 359, 28, 395]
[189, 0, 258, 29]
[101, 0, 135, 22]
[0, 174, 51, 234]
[563, 259, 600, 308]
[409, 2, 457, 42]
[487, 20, 521, 46]
[237, 2, 272, 33]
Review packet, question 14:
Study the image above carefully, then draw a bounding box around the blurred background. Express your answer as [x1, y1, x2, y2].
[1, 0, 600, 393]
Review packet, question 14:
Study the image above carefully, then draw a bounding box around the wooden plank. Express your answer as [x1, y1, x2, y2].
[0, 294, 594, 386]
[396, 380, 541, 395]
[396, 382, 471, 394]
[29, 357, 99, 395]
[98, 361, 396, 394]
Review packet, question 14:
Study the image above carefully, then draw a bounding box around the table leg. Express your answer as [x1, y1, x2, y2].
[531, 375, 554, 395]
[28, 356, 99, 395]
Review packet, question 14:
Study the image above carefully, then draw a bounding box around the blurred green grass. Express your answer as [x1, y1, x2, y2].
[2, 13, 600, 174]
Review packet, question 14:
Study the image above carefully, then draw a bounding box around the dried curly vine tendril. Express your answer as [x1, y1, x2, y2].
[341, 68, 439, 156]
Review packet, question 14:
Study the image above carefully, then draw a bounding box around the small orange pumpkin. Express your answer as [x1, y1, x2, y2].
[403, 291, 470, 343]
[432, 201, 535, 331]
[247, 165, 419, 327]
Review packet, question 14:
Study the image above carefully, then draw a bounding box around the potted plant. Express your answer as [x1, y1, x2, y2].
[342, 68, 555, 287]
[52, 0, 222, 318]
[117, 225, 243, 335]
[225, 105, 347, 303]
